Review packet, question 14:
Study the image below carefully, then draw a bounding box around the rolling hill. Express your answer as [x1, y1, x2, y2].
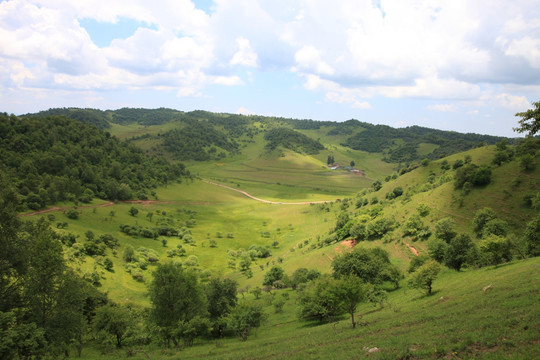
[1, 108, 538, 359]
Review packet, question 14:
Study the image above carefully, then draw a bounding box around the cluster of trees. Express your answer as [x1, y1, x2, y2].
[25, 108, 111, 129]
[264, 127, 325, 155]
[148, 263, 266, 345]
[332, 211, 396, 243]
[294, 247, 401, 328]
[161, 119, 240, 161]
[424, 209, 539, 273]
[0, 113, 190, 210]
[0, 178, 108, 358]
[343, 122, 505, 163]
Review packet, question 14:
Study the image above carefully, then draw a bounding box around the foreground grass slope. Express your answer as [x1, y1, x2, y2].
[84, 257, 539, 359]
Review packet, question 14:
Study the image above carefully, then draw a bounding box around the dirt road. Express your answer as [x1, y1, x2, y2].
[202, 179, 335, 205]
[20, 180, 336, 217]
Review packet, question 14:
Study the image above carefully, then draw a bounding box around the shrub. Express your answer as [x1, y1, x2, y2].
[66, 209, 79, 219]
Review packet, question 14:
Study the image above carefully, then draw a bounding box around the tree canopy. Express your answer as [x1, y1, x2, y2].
[514, 100, 540, 137]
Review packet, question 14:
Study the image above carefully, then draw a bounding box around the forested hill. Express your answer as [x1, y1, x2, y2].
[0, 113, 190, 211]
[21, 107, 508, 163]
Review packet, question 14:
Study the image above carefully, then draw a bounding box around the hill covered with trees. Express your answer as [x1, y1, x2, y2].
[0, 113, 190, 210]
[1, 105, 538, 359]
[21, 107, 507, 164]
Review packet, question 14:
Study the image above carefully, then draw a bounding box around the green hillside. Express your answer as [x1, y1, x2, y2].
[1, 108, 538, 359]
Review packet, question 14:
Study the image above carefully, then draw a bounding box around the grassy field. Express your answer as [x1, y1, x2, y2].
[81, 257, 540, 359]
[21, 137, 539, 359]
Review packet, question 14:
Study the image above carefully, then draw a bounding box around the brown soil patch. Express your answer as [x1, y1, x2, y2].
[405, 243, 419, 256]
[333, 239, 358, 254]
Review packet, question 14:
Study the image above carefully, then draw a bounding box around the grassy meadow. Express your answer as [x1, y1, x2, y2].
[80, 257, 540, 359]
[20, 125, 539, 359]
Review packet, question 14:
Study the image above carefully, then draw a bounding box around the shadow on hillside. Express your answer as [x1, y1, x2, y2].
[298, 314, 349, 329]
[410, 289, 441, 301]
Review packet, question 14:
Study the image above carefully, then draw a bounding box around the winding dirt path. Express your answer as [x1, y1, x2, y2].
[20, 179, 338, 217]
[202, 179, 335, 205]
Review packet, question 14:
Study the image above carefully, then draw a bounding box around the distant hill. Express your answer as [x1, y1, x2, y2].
[21, 108, 509, 164]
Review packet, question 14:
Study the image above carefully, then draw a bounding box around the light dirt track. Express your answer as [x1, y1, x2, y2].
[19, 180, 335, 217]
[202, 179, 335, 205]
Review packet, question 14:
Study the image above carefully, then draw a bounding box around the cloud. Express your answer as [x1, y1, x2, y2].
[494, 93, 531, 110]
[230, 37, 258, 67]
[0, 0, 539, 126]
[294, 45, 334, 75]
[427, 104, 455, 112]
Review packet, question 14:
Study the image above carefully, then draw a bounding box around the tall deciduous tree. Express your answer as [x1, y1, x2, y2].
[93, 304, 134, 348]
[148, 263, 207, 347]
[205, 277, 238, 337]
[336, 276, 372, 329]
[408, 260, 441, 295]
[227, 301, 266, 341]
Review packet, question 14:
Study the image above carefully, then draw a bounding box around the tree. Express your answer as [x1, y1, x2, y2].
[327, 155, 334, 165]
[332, 247, 401, 286]
[176, 316, 211, 346]
[297, 275, 343, 322]
[479, 235, 511, 266]
[402, 214, 431, 241]
[250, 286, 262, 299]
[408, 255, 430, 273]
[482, 219, 508, 238]
[473, 208, 497, 237]
[336, 276, 372, 329]
[93, 304, 134, 348]
[427, 239, 448, 263]
[272, 295, 286, 313]
[205, 277, 238, 337]
[444, 234, 475, 271]
[519, 154, 536, 171]
[148, 263, 207, 347]
[290, 268, 321, 290]
[227, 301, 266, 341]
[434, 217, 457, 243]
[408, 260, 441, 295]
[525, 216, 540, 256]
[0, 313, 46, 360]
[128, 207, 139, 217]
[24, 220, 66, 329]
[123, 246, 135, 262]
[514, 100, 540, 137]
[263, 266, 285, 287]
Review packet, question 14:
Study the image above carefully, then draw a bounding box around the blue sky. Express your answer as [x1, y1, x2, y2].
[1, 0, 539, 136]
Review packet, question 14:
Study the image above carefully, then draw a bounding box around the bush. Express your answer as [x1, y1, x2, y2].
[66, 209, 79, 219]
[479, 235, 512, 266]
[454, 164, 492, 189]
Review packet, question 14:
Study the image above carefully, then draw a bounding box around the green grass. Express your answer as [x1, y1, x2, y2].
[22, 139, 539, 359]
[81, 257, 540, 359]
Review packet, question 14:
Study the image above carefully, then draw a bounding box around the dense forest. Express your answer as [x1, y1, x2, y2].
[264, 127, 325, 155]
[0, 113, 190, 210]
[161, 119, 241, 161]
